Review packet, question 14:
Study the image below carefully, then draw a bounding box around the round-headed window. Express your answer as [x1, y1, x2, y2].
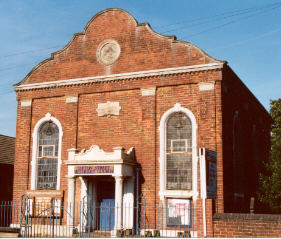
[37, 121, 59, 190]
[166, 112, 192, 190]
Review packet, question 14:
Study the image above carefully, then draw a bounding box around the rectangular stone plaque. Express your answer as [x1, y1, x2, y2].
[74, 165, 114, 175]
[97, 101, 121, 116]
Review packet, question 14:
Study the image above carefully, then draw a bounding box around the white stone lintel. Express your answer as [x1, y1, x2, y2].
[141, 87, 156, 96]
[199, 82, 215, 91]
[21, 99, 32, 107]
[66, 95, 78, 103]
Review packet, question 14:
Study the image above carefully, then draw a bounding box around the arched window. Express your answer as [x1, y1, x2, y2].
[37, 121, 59, 190]
[31, 113, 63, 191]
[166, 112, 192, 190]
[159, 103, 197, 200]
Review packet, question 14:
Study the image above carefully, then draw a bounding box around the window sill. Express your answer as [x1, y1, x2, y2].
[159, 190, 195, 200]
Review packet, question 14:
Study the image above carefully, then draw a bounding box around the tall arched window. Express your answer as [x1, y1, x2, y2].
[159, 103, 197, 200]
[31, 113, 63, 191]
[37, 121, 59, 190]
[166, 112, 192, 190]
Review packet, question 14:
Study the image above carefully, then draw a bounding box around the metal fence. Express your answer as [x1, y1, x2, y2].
[0, 198, 196, 238]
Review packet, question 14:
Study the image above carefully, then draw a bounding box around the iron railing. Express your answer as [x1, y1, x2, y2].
[0, 199, 196, 238]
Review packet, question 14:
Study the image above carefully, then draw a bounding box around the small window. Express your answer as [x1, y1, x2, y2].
[37, 121, 59, 190]
[171, 139, 188, 153]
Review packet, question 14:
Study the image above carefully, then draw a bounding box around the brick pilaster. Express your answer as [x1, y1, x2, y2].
[140, 87, 156, 227]
[13, 99, 32, 201]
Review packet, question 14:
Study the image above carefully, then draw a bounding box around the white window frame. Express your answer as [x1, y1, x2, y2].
[159, 103, 198, 201]
[31, 113, 63, 190]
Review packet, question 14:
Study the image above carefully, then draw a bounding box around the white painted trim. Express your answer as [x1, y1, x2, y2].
[199, 148, 207, 237]
[159, 103, 198, 201]
[31, 113, 63, 190]
[14, 63, 224, 91]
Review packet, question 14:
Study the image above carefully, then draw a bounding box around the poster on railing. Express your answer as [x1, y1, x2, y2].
[167, 198, 190, 226]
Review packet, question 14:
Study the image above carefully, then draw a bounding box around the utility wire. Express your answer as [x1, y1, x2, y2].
[1, 2, 280, 60]
[0, 45, 63, 59]
[0, 1, 281, 91]
[210, 25, 281, 50]
[154, 1, 281, 29]
[180, 4, 281, 39]
[160, 2, 281, 34]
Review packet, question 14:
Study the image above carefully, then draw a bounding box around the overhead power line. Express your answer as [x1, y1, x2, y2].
[160, 2, 281, 34]
[1, 2, 281, 61]
[0, 45, 63, 59]
[210, 25, 281, 50]
[181, 3, 281, 39]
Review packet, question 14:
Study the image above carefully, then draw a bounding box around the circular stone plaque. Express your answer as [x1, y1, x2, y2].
[97, 39, 121, 66]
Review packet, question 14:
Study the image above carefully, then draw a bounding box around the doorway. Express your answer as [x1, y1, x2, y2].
[97, 178, 115, 231]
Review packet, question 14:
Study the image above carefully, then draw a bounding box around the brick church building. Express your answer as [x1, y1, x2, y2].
[13, 8, 271, 237]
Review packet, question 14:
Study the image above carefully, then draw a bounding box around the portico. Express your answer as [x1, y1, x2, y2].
[65, 145, 137, 233]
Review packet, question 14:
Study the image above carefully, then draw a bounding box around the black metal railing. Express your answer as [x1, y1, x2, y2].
[0, 199, 196, 238]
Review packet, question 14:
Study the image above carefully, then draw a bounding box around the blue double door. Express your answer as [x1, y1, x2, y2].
[99, 198, 115, 230]
[98, 180, 115, 231]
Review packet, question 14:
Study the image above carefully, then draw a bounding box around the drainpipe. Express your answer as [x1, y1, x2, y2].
[200, 148, 207, 237]
[136, 167, 141, 235]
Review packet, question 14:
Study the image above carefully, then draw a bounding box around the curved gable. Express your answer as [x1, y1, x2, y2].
[17, 8, 222, 85]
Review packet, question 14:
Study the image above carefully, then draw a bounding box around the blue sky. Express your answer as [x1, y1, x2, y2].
[0, 0, 280, 137]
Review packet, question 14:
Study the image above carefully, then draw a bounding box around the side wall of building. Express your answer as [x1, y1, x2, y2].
[221, 66, 271, 213]
[0, 135, 15, 202]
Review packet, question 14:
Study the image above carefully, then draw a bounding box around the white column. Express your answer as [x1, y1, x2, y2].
[123, 176, 135, 229]
[114, 176, 123, 230]
[92, 182, 97, 230]
[88, 181, 93, 230]
[67, 176, 76, 226]
[80, 177, 88, 231]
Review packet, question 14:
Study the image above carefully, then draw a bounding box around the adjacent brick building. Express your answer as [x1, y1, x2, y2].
[0, 134, 15, 202]
[12, 8, 271, 236]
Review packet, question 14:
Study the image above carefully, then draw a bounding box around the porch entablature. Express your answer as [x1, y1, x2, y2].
[65, 145, 137, 178]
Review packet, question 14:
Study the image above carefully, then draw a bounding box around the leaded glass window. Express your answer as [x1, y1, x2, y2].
[166, 112, 192, 190]
[37, 121, 59, 190]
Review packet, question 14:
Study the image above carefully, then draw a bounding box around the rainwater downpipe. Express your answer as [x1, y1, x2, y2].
[200, 148, 207, 237]
[136, 167, 141, 235]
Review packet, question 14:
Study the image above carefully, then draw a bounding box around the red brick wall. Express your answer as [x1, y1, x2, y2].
[19, 9, 216, 86]
[13, 102, 32, 201]
[14, 72, 225, 206]
[12, 8, 271, 233]
[221, 66, 271, 213]
[213, 213, 281, 238]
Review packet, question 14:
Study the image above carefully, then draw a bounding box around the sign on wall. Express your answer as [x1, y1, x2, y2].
[205, 149, 217, 199]
[74, 165, 114, 175]
[167, 198, 191, 226]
